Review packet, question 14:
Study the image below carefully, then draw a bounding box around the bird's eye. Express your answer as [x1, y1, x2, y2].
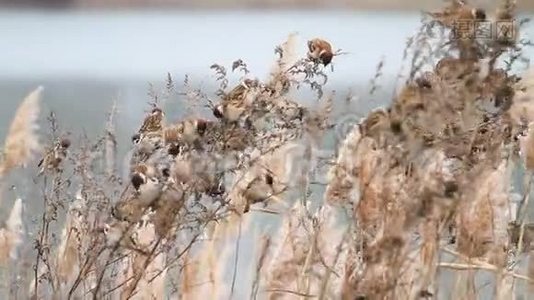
[132, 133, 141, 144]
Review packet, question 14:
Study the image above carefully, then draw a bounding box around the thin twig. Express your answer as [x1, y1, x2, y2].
[438, 262, 534, 283]
[228, 217, 242, 300]
[261, 288, 317, 298]
[518, 171, 533, 252]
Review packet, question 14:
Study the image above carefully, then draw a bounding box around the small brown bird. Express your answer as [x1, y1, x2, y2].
[37, 137, 71, 175]
[214, 79, 259, 122]
[180, 118, 212, 145]
[162, 125, 183, 156]
[114, 164, 163, 222]
[435, 57, 478, 81]
[130, 164, 162, 204]
[162, 124, 182, 145]
[265, 73, 291, 97]
[241, 171, 283, 213]
[227, 166, 284, 215]
[225, 79, 259, 101]
[152, 184, 185, 238]
[222, 125, 253, 152]
[427, 0, 486, 28]
[359, 108, 391, 138]
[131, 131, 163, 161]
[139, 107, 165, 135]
[415, 72, 440, 90]
[100, 220, 130, 247]
[307, 38, 334, 66]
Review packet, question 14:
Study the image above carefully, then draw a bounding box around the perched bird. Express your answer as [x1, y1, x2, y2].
[139, 107, 165, 135]
[427, 0, 486, 28]
[480, 68, 516, 108]
[435, 57, 478, 81]
[223, 126, 252, 152]
[162, 119, 213, 152]
[162, 125, 183, 157]
[130, 131, 163, 166]
[99, 218, 152, 254]
[213, 79, 260, 122]
[228, 165, 285, 214]
[37, 137, 71, 175]
[359, 108, 391, 139]
[415, 72, 440, 90]
[113, 164, 163, 222]
[180, 118, 212, 145]
[99, 220, 130, 247]
[307, 38, 334, 66]
[162, 125, 181, 145]
[266, 73, 291, 97]
[130, 164, 163, 205]
[152, 184, 185, 238]
[241, 171, 282, 213]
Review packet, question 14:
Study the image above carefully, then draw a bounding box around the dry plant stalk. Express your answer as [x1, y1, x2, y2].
[326, 1, 533, 298]
[2, 3, 534, 299]
[264, 203, 345, 299]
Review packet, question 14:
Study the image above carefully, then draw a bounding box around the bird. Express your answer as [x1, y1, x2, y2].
[129, 131, 164, 167]
[307, 38, 334, 66]
[151, 183, 185, 238]
[130, 164, 163, 205]
[266, 73, 291, 97]
[426, 0, 486, 28]
[139, 107, 165, 135]
[180, 118, 212, 145]
[435, 57, 478, 81]
[242, 171, 283, 213]
[113, 164, 163, 222]
[228, 165, 285, 214]
[162, 125, 181, 146]
[358, 108, 391, 139]
[163, 119, 213, 152]
[99, 219, 133, 248]
[480, 68, 515, 108]
[37, 137, 71, 175]
[415, 72, 440, 90]
[213, 79, 260, 122]
[99, 218, 153, 255]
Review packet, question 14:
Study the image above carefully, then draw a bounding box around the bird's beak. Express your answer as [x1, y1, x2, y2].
[267, 195, 286, 207]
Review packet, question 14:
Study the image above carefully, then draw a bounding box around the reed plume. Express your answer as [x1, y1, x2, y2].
[0, 198, 23, 265]
[0, 86, 42, 178]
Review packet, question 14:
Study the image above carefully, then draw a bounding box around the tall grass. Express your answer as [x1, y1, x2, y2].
[1, 1, 534, 299]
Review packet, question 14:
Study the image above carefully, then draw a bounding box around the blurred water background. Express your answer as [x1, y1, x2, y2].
[0, 8, 534, 299]
[0, 10, 427, 154]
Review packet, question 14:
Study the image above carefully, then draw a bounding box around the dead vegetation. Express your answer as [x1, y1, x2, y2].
[0, 0, 533, 299]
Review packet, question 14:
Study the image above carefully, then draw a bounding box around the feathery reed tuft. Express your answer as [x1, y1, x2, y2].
[0, 86, 42, 178]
